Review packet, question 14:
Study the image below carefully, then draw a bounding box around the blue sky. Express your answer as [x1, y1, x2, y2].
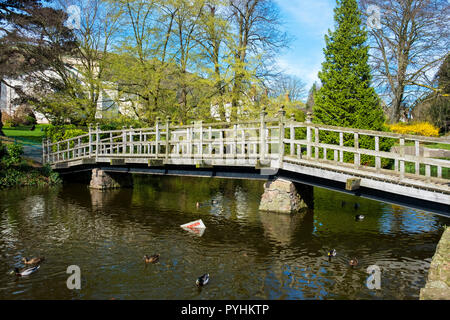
[274, 0, 336, 91]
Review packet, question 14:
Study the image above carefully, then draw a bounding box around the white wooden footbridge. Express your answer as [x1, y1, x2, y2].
[43, 109, 450, 216]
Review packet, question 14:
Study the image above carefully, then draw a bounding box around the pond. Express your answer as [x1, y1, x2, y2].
[0, 176, 447, 300]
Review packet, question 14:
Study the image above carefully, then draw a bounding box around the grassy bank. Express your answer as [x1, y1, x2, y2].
[2, 124, 49, 144]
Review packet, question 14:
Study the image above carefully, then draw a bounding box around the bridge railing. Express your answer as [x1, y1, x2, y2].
[43, 108, 450, 184]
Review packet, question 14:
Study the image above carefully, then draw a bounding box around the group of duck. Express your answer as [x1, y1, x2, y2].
[13, 201, 362, 287]
[13, 257, 45, 277]
[144, 254, 209, 287]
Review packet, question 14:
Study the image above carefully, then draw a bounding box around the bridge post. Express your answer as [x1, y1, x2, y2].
[96, 123, 100, 160]
[375, 136, 381, 171]
[122, 126, 127, 154]
[306, 112, 312, 159]
[155, 117, 160, 157]
[198, 120, 203, 159]
[399, 137, 405, 178]
[259, 178, 312, 214]
[314, 127, 319, 159]
[165, 116, 170, 160]
[88, 123, 93, 156]
[290, 114, 295, 156]
[278, 106, 286, 166]
[129, 126, 133, 155]
[354, 132, 359, 168]
[259, 107, 267, 161]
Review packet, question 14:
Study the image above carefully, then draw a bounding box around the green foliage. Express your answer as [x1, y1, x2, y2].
[44, 125, 87, 143]
[3, 144, 24, 167]
[313, 0, 393, 164]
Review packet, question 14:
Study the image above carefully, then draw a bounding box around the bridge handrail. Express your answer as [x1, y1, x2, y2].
[42, 116, 450, 183]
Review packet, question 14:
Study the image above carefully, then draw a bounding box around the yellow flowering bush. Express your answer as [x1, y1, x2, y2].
[388, 122, 440, 137]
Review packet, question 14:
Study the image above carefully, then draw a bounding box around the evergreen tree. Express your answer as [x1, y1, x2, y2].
[313, 0, 391, 164]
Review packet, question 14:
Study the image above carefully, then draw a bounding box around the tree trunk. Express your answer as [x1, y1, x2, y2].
[389, 85, 405, 124]
[0, 80, 4, 136]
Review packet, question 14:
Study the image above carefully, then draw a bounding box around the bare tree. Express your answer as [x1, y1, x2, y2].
[360, 0, 450, 123]
[268, 74, 307, 102]
[227, 0, 289, 120]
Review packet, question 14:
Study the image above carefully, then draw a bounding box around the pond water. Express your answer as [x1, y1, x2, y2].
[0, 176, 448, 300]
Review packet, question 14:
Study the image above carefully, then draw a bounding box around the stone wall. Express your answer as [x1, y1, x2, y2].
[420, 226, 450, 300]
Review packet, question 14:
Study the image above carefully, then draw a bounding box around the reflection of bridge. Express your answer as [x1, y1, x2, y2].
[43, 108, 450, 217]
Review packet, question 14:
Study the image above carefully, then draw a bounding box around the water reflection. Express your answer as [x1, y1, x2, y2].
[0, 176, 448, 300]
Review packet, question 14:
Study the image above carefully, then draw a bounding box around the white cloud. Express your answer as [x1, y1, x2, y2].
[276, 0, 335, 36]
[276, 56, 322, 90]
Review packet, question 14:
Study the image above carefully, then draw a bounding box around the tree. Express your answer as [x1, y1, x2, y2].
[0, 0, 79, 125]
[227, 0, 289, 121]
[268, 74, 307, 102]
[360, 0, 449, 123]
[306, 82, 320, 111]
[313, 0, 389, 162]
[412, 53, 450, 132]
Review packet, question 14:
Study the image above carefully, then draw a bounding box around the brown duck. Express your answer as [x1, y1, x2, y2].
[144, 254, 160, 264]
[349, 258, 358, 268]
[22, 257, 45, 265]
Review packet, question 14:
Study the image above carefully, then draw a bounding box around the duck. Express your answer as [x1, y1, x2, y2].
[22, 257, 45, 265]
[14, 265, 40, 277]
[196, 273, 209, 287]
[328, 249, 337, 258]
[349, 258, 358, 268]
[144, 254, 160, 264]
[355, 214, 365, 221]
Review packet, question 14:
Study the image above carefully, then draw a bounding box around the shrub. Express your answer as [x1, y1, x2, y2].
[3, 144, 24, 166]
[45, 124, 87, 142]
[388, 122, 440, 137]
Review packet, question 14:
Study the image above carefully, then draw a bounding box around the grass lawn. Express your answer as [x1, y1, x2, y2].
[392, 142, 450, 150]
[2, 124, 49, 144]
[424, 143, 450, 150]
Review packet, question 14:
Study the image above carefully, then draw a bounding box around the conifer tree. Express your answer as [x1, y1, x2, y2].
[313, 0, 390, 163]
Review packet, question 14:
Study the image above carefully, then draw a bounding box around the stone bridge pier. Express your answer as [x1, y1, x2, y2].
[259, 178, 313, 214]
[89, 168, 133, 190]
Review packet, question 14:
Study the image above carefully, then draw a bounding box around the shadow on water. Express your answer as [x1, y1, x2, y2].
[0, 175, 448, 300]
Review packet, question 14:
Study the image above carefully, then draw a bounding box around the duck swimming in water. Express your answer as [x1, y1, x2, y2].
[349, 258, 358, 268]
[355, 214, 365, 221]
[22, 257, 45, 265]
[144, 254, 160, 264]
[196, 273, 209, 287]
[14, 265, 40, 277]
[328, 249, 337, 258]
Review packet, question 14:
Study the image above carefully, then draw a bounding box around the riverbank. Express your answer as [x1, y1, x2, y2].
[0, 161, 61, 189]
[420, 226, 450, 300]
[0, 141, 61, 189]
